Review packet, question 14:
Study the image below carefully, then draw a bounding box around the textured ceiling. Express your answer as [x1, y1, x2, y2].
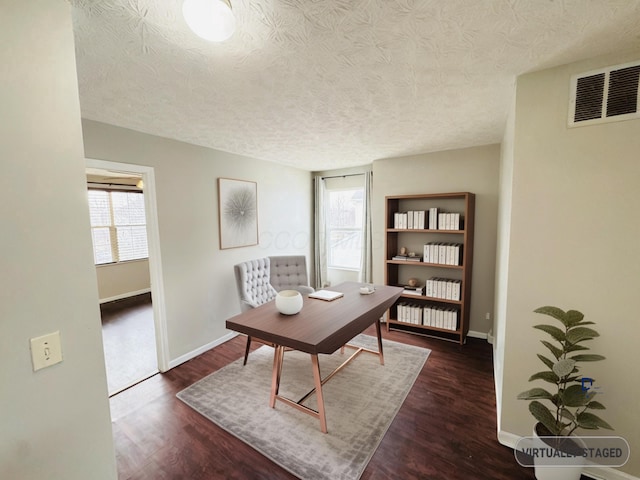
[71, 0, 640, 171]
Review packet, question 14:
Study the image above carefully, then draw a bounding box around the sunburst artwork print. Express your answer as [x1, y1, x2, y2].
[218, 178, 258, 249]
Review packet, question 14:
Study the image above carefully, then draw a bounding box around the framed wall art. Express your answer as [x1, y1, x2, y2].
[218, 177, 258, 249]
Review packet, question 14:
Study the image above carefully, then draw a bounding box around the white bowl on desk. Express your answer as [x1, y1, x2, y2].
[275, 290, 303, 315]
[359, 285, 375, 295]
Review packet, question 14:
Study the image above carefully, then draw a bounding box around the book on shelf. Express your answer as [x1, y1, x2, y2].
[426, 277, 462, 301]
[422, 303, 459, 329]
[423, 242, 463, 266]
[393, 210, 427, 229]
[397, 302, 423, 325]
[392, 254, 422, 262]
[401, 284, 424, 296]
[434, 212, 464, 230]
[428, 207, 438, 229]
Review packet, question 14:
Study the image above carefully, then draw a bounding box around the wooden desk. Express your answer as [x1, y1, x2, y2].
[226, 282, 403, 433]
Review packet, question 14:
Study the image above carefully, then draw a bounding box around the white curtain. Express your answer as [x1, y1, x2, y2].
[313, 175, 328, 289]
[358, 170, 373, 283]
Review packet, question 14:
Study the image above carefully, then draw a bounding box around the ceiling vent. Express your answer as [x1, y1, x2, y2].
[569, 60, 640, 127]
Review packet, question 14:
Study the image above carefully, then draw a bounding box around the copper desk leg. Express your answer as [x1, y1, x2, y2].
[270, 345, 285, 408]
[310, 354, 327, 433]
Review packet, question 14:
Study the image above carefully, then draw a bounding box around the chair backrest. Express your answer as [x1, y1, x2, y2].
[234, 258, 278, 312]
[269, 255, 314, 294]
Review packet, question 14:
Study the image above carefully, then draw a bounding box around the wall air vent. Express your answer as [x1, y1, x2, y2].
[569, 60, 640, 127]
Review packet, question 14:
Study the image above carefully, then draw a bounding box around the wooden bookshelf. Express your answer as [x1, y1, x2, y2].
[384, 192, 475, 344]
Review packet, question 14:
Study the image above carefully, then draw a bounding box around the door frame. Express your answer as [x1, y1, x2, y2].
[86, 158, 169, 372]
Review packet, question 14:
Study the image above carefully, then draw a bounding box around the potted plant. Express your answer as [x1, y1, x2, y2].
[517, 306, 613, 479]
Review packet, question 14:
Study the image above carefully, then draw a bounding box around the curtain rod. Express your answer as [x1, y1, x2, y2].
[320, 172, 371, 180]
[87, 182, 141, 191]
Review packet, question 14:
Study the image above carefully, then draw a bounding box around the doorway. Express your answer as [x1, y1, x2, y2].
[85, 159, 169, 396]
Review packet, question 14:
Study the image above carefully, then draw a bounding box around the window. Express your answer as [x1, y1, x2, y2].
[88, 189, 148, 265]
[326, 187, 364, 270]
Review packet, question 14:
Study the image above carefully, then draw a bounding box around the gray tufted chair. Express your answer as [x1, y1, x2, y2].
[234, 258, 279, 364]
[269, 255, 315, 295]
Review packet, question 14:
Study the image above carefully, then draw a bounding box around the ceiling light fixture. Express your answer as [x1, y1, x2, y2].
[183, 0, 236, 42]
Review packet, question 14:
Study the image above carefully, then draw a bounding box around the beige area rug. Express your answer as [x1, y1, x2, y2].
[177, 334, 430, 480]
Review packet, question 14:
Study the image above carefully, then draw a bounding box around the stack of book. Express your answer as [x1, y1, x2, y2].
[423, 243, 463, 265]
[424, 208, 465, 230]
[397, 302, 423, 324]
[401, 284, 425, 296]
[393, 211, 426, 229]
[392, 254, 423, 262]
[425, 277, 461, 301]
[437, 212, 463, 230]
[423, 306, 459, 330]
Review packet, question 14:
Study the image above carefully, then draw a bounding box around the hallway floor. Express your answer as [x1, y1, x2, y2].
[101, 293, 158, 396]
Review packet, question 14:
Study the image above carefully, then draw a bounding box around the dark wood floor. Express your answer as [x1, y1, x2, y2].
[109, 316, 560, 480]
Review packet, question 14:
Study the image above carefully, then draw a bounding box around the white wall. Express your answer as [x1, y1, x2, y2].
[81, 120, 312, 363]
[372, 145, 500, 334]
[96, 260, 151, 302]
[0, 1, 117, 479]
[496, 51, 640, 477]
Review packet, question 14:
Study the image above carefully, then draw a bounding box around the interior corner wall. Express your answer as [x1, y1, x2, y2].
[493, 87, 516, 436]
[0, 2, 117, 479]
[497, 51, 640, 477]
[372, 145, 500, 334]
[81, 120, 313, 363]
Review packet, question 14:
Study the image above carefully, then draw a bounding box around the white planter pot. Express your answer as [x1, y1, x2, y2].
[532, 425, 584, 480]
[275, 290, 303, 315]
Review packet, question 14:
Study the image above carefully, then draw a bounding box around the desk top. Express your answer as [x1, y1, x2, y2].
[226, 282, 403, 355]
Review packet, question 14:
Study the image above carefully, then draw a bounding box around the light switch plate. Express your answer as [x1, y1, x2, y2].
[30, 331, 63, 371]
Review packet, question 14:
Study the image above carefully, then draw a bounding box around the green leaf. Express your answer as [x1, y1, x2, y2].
[553, 359, 576, 378]
[564, 310, 585, 327]
[587, 400, 606, 410]
[518, 388, 554, 400]
[534, 324, 566, 343]
[565, 344, 589, 353]
[561, 384, 590, 407]
[560, 408, 576, 421]
[541, 340, 563, 360]
[576, 412, 613, 430]
[537, 354, 555, 370]
[566, 327, 599, 345]
[529, 371, 560, 384]
[575, 321, 595, 326]
[529, 400, 561, 435]
[534, 306, 567, 325]
[570, 354, 605, 362]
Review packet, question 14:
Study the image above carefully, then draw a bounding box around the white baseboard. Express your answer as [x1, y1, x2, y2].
[467, 330, 488, 340]
[581, 466, 639, 480]
[99, 288, 151, 304]
[497, 429, 520, 448]
[498, 429, 638, 480]
[168, 331, 239, 370]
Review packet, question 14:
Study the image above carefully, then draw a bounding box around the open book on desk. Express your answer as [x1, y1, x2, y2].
[308, 290, 344, 301]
